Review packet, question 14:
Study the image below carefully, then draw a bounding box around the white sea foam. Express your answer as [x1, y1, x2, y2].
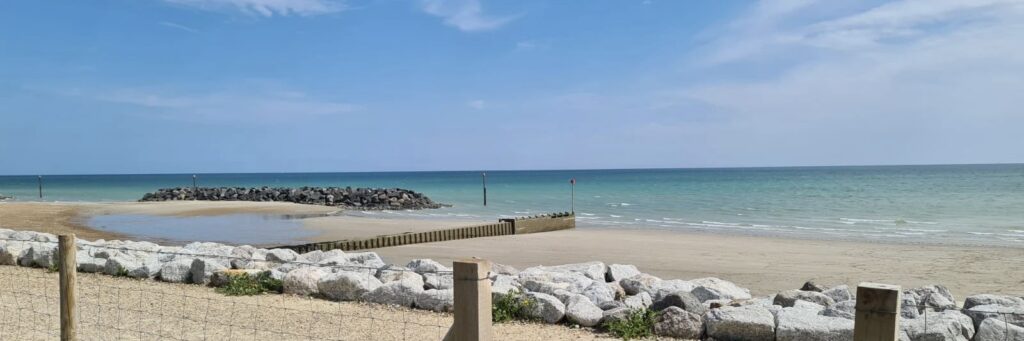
[580, 213, 595, 216]
[609, 215, 622, 218]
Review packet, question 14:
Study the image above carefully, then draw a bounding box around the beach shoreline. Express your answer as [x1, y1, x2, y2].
[1, 201, 1021, 298]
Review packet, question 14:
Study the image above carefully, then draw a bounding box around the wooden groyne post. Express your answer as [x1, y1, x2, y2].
[58, 234, 78, 341]
[854, 282, 901, 341]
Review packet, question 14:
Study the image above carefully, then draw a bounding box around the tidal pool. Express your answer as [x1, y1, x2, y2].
[87, 213, 321, 246]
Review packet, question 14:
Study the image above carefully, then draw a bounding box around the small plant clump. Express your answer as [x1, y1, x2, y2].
[115, 266, 130, 278]
[492, 290, 534, 323]
[216, 272, 282, 296]
[602, 309, 657, 341]
[47, 263, 59, 273]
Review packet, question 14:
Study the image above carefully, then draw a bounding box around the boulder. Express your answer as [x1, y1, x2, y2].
[159, 258, 194, 283]
[265, 249, 299, 263]
[600, 307, 632, 326]
[524, 262, 606, 281]
[620, 273, 661, 296]
[651, 291, 707, 315]
[801, 280, 826, 292]
[775, 306, 854, 341]
[653, 306, 704, 339]
[29, 243, 58, 268]
[624, 292, 654, 311]
[76, 254, 107, 273]
[691, 277, 752, 302]
[581, 281, 617, 306]
[491, 275, 519, 296]
[650, 279, 698, 301]
[319, 271, 382, 301]
[406, 259, 451, 274]
[822, 300, 856, 320]
[705, 304, 776, 341]
[103, 255, 141, 276]
[774, 289, 836, 307]
[899, 310, 974, 341]
[605, 264, 641, 282]
[905, 285, 957, 313]
[363, 281, 422, 307]
[0, 241, 27, 265]
[792, 300, 826, 314]
[297, 250, 326, 263]
[963, 304, 1024, 331]
[902, 294, 921, 319]
[964, 294, 1024, 310]
[490, 263, 519, 276]
[127, 256, 162, 279]
[415, 289, 454, 312]
[600, 300, 627, 310]
[822, 285, 854, 303]
[423, 272, 453, 290]
[282, 267, 326, 296]
[565, 295, 603, 327]
[519, 269, 593, 294]
[190, 258, 229, 285]
[975, 317, 1024, 341]
[523, 292, 566, 324]
[376, 265, 423, 288]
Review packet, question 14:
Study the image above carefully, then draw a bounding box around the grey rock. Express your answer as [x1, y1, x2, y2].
[600, 300, 626, 310]
[822, 285, 854, 303]
[159, 258, 194, 283]
[76, 253, 106, 273]
[415, 289, 454, 312]
[565, 295, 603, 327]
[600, 307, 632, 326]
[905, 285, 957, 313]
[282, 267, 326, 296]
[899, 309, 974, 341]
[525, 261, 606, 281]
[691, 277, 752, 302]
[190, 258, 229, 285]
[265, 249, 299, 263]
[964, 294, 1024, 310]
[705, 304, 776, 341]
[651, 291, 707, 315]
[406, 259, 451, 274]
[605, 264, 641, 283]
[975, 317, 1024, 341]
[963, 304, 1024, 332]
[774, 289, 836, 307]
[0, 241, 27, 265]
[776, 306, 854, 341]
[650, 279, 698, 302]
[318, 271, 382, 301]
[624, 292, 654, 311]
[490, 263, 519, 276]
[581, 281, 617, 306]
[620, 273, 661, 296]
[523, 292, 566, 324]
[297, 250, 326, 263]
[491, 274, 519, 296]
[801, 280, 826, 292]
[653, 306, 704, 339]
[822, 300, 856, 320]
[423, 272, 453, 290]
[791, 300, 826, 314]
[103, 255, 141, 276]
[364, 281, 423, 307]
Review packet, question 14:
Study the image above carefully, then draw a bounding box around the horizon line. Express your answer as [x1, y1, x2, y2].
[1, 161, 1021, 177]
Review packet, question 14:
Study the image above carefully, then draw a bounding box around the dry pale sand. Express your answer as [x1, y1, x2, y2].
[0, 266, 617, 341]
[372, 228, 1024, 299]
[2, 201, 1022, 301]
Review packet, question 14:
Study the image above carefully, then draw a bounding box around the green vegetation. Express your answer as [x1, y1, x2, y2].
[46, 263, 59, 273]
[114, 266, 130, 277]
[216, 272, 282, 296]
[492, 290, 534, 323]
[602, 309, 656, 340]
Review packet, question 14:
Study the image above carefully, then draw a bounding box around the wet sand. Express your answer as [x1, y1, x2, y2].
[2, 201, 1022, 299]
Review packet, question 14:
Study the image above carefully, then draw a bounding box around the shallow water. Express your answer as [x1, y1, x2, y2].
[3, 164, 1023, 247]
[87, 214, 315, 246]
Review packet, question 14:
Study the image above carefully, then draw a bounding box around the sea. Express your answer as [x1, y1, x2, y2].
[1, 164, 1022, 247]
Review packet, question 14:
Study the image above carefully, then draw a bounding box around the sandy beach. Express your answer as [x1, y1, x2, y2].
[1, 201, 1021, 299]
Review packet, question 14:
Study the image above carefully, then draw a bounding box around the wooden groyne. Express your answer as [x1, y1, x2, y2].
[280, 212, 575, 253]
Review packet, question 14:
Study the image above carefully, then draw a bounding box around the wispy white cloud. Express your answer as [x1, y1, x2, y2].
[159, 21, 199, 33]
[419, 0, 517, 32]
[466, 99, 485, 109]
[163, 0, 345, 17]
[76, 85, 358, 122]
[669, 0, 1024, 165]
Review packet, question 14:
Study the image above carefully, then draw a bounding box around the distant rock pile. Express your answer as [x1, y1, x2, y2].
[0, 194, 10, 201]
[139, 187, 448, 210]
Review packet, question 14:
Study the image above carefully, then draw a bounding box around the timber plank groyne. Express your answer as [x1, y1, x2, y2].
[280, 212, 574, 253]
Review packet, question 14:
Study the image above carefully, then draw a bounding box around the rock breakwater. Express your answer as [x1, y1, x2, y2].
[0, 228, 1020, 340]
[139, 187, 448, 210]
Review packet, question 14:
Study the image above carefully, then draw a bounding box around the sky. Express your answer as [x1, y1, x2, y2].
[1, 0, 1023, 175]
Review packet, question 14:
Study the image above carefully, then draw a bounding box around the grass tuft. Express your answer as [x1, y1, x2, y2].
[216, 272, 282, 296]
[602, 309, 656, 340]
[492, 290, 534, 323]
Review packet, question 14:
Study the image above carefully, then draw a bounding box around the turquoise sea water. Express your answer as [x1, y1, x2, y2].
[1, 164, 1022, 247]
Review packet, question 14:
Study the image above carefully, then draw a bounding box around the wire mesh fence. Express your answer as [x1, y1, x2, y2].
[0, 235, 457, 340]
[907, 304, 1024, 341]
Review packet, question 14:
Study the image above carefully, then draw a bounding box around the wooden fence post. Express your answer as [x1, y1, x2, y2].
[58, 234, 77, 341]
[854, 282, 901, 341]
[444, 259, 492, 341]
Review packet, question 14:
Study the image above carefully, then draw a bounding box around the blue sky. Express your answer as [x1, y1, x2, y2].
[2, 0, 1023, 174]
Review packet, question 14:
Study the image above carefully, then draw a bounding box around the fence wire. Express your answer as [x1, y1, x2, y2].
[0, 236, 454, 341]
